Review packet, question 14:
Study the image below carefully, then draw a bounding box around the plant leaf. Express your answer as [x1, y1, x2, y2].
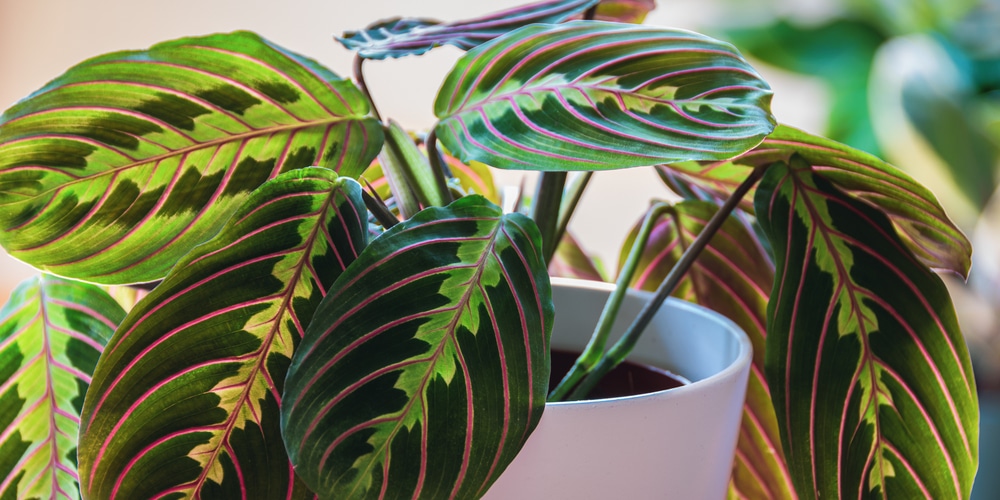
[619, 200, 795, 499]
[0, 275, 124, 500]
[281, 195, 552, 499]
[336, 0, 599, 59]
[0, 31, 382, 285]
[574, 0, 657, 23]
[549, 231, 606, 281]
[658, 125, 972, 277]
[754, 157, 978, 499]
[435, 21, 775, 171]
[77, 168, 369, 499]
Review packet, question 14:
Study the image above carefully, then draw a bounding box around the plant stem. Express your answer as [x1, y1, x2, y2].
[584, 5, 598, 20]
[553, 172, 592, 251]
[549, 201, 672, 401]
[424, 129, 454, 205]
[531, 171, 567, 265]
[360, 179, 398, 229]
[566, 164, 768, 401]
[353, 55, 382, 123]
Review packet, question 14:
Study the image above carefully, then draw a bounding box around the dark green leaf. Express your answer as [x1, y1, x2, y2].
[755, 157, 978, 499]
[281, 195, 552, 499]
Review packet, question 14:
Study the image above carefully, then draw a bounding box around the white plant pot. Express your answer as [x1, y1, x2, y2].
[483, 278, 753, 499]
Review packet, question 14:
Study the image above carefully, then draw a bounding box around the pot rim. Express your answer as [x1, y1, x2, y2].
[546, 277, 753, 407]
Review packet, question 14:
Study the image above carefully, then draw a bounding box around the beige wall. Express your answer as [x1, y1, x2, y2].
[0, 0, 824, 304]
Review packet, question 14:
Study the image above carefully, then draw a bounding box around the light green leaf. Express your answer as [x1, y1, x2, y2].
[0, 31, 382, 284]
[0, 275, 124, 500]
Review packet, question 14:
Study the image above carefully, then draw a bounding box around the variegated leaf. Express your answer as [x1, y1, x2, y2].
[0, 275, 124, 500]
[281, 195, 552, 499]
[362, 144, 500, 205]
[658, 125, 971, 277]
[78, 168, 369, 499]
[0, 31, 382, 284]
[755, 157, 978, 499]
[337, 0, 598, 59]
[619, 200, 795, 499]
[435, 21, 775, 171]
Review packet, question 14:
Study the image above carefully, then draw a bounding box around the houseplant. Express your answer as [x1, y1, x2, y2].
[0, 0, 979, 499]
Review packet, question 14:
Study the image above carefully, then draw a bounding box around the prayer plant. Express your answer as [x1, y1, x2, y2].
[0, 0, 979, 498]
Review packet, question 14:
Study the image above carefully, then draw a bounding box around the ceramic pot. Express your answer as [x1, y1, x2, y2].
[483, 278, 753, 499]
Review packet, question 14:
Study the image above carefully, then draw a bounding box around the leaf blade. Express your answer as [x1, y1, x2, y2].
[620, 201, 795, 499]
[337, 0, 599, 59]
[0, 31, 382, 284]
[754, 157, 978, 499]
[435, 21, 775, 171]
[0, 275, 124, 500]
[281, 196, 553, 499]
[77, 167, 369, 499]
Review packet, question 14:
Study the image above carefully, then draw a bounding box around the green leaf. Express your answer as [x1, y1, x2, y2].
[659, 125, 973, 278]
[0, 31, 383, 285]
[281, 195, 553, 499]
[0, 275, 124, 500]
[435, 21, 775, 171]
[77, 168, 369, 499]
[337, 0, 599, 59]
[755, 157, 978, 499]
[618, 200, 794, 499]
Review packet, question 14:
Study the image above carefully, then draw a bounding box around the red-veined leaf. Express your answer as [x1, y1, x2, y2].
[657, 125, 971, 277]
[78, 168, 369, 499]
[618, 200, 795, 499]
[281, 195, 552, 499]
[755, 156, 978, 498]
[435, 21, 775, 171]
[549, 232, 606, 281]
[0, 275, 124, 500]
[337, 0, 599, 59]
[0, 31, 382, 284]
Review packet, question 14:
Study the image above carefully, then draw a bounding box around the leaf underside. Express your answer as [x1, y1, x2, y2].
[78, 168, 369, 499]
[0, 276, 123, 500]
[619, 201, 795, 499]
[755, 158, 978, 499]
[337, 0, 599, 59]
[0, 31, 382, 284]
[281, 195, 553, 499]
[435, 21, 775, 172]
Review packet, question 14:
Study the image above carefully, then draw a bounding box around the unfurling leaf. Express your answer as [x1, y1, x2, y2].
[282, 196, 553, 499]
[78, 168, 369, 499]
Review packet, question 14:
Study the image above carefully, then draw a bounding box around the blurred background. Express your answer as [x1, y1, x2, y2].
[1, 0, 997, 495]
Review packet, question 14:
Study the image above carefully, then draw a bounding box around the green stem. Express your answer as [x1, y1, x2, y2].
[424, 129, 454, 205]
[531, 171, 567, 265]
[553, 172, 592, 251]
[548, 201, 672, 401]
[353, 55, 382, 123]
[566, 164, 768, 401]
